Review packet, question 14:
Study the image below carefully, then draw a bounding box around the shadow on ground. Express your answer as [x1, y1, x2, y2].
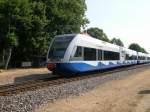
[138, 90, 150, 94]
[14, 72, 55, 83]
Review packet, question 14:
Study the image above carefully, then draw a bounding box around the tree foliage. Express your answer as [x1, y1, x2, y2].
[111, 38, 124, 47]
[45, 0, 88, 35]
[5, 32, 18, 47]
[129, 43, 147, 53]
[0, 0, 88, 67]
[87, 27, 110, 42]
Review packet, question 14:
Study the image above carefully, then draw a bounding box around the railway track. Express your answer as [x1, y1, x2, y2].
[0, 64, 149, 96]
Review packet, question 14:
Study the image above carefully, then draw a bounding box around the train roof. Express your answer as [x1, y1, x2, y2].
[138, 52, 148, 57]
[75, 34, 120, 52]
[54, 33, 149, 56]
[124, 48, 137, 55]
[76, 34, 149, 56]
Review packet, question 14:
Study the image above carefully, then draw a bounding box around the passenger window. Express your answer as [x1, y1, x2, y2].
[134, 55, 137, 60]
[126, 54, 129, 60]
[104, 51, 120, 60]
[98, 50, 103, 60]
[74, 46, 82, 57]
[126, 54, 137, 60]
[70, 46, 83, 61]
[84, 48, 96, 61]
[138, 56, 145, 60]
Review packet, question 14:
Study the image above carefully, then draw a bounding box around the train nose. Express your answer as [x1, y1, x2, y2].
[47, 63, 55, 71]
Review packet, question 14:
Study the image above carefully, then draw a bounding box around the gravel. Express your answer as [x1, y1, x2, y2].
[0, 65, 149, 112]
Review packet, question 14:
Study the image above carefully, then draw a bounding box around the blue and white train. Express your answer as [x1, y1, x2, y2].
[47, 34, 150, 74]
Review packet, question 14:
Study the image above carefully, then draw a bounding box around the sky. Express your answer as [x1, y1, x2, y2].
[85, 0, 150, 53]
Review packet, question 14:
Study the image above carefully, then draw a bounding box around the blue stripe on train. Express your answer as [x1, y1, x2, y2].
[55, 61, 137, 73]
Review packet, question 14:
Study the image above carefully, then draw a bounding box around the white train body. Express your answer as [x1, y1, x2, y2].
[47, 34, 150, 74]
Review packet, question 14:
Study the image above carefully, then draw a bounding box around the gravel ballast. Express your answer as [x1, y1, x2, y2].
[0, 65, 149, 112]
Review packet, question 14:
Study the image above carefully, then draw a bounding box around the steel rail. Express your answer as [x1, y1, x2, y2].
[0, 64, 149, 96]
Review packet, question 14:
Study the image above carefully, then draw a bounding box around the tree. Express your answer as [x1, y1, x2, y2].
[15, 0, 88, 62]
[111, 38, 124, 47]
[87, 27, 110, 42]
[45, 0, 89, 35]
[0, 0, 21, 68]
[4, 32, 18, 69]
[0, 0, 89, 67]
[129, 43, 142, 52]
[0, 0, 32, 65]
[140, 47, 147, 53]
[129, 43, 147, 53]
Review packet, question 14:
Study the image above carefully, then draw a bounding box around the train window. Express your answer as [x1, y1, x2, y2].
[139, 56, 141, 60]
[138, 56, 145, 60]
[70, 46, 83, 61]
[74, 46, 82, 57]
[134, 56, 137, 60]
[98, 50, 103, 60]
[126, 54, 130, 60]
[104, 51, 120, 60]
[138, 56, 141, 60]
[84, 48, 96, 61]
[126, 54, 137, 60]
[48, 36, 74, 60]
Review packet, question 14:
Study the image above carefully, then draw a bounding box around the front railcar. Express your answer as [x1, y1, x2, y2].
[47, 34, 76, 74]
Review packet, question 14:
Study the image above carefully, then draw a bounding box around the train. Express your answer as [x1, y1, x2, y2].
[47, 34, 150, 74]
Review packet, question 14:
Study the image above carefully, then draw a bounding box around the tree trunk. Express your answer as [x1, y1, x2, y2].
[2, 49, 5, 64]
[5, 48, 12, 70]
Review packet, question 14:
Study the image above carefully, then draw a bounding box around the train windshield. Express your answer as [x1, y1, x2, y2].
[48, 36, 75, 61]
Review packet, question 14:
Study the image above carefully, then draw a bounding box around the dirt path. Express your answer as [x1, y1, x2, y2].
[0, 68, 50, 85]
[36, 68, 150, 112]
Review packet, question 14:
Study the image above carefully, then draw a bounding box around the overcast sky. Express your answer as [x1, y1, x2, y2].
[86, 0, 150, 53]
